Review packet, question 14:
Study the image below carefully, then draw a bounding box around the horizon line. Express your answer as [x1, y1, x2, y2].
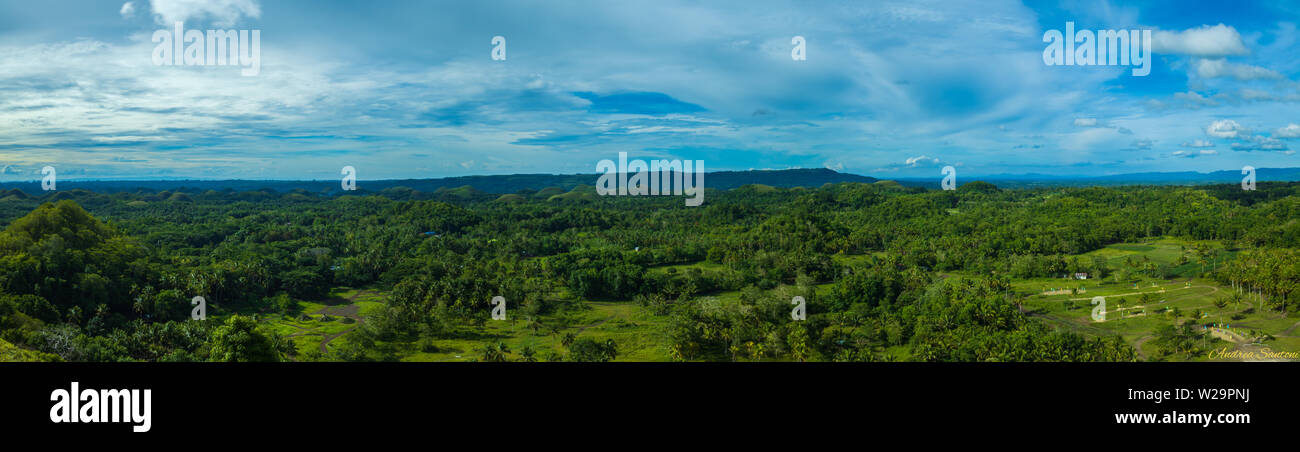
[0, 166, 1295, 184]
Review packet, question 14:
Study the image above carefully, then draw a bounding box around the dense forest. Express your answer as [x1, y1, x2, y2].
[2, 177, 1299, 362]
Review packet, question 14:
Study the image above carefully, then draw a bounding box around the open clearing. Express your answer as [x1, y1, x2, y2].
[1014, 239, 1299, 361]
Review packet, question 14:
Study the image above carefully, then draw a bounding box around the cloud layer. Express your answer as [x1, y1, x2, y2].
[148, 0, 261, 26]
[1, 0, 1299, 180]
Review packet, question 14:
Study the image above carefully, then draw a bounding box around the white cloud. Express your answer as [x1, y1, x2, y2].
[1194, 58, 1282, 81]
[1238, 88, 1275, 102]
[1181, 139, 1215, 148]
[0, 36, 361, 179]
[1173, 149, 1217, 158]
[905, 155, 940, 167]
[1276, 124, 1300, 139]
[1154, 24, 1250, 57]
[1174, 91, 1217, 107]
[1230, 142, 1278, 151]
[149, 0, 261, 26]
[1231, 135, 1288, 151]
[1206, 119, 1248, 138]
[1073, 118, 1099, 127]
[120, 2, 136, 19]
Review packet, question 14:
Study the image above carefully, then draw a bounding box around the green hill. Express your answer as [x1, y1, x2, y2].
[0, 200, 145, 315]
[873, 180, 905, 190]
[735, 183, 778, 193]
[534, 186, 566, 198]
[494, 194, 525, 203]
[547, 184, 598, 202]
[435, 185, 485, 200]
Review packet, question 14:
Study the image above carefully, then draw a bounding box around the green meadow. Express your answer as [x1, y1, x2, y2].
[1012, 239, 1299, 361]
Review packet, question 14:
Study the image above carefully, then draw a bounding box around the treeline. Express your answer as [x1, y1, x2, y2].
[1215, 248, 1300, 314]
[665, 258, 1134, 362]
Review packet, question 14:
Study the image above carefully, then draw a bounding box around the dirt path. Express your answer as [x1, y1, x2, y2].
[575, 316, 611, 334]
[1065, 284, 1217, 301]
[1026, 311, 1115, 337]
[1280, 319, 1300, 337]
[315, 289, 373, 354]
[1133, 335, 1153, 360]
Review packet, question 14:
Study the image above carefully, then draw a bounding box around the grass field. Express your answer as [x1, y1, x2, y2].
[388, 300, 674, 362]
[254, 287, 386, 360]
[1014, 238, 1300, 361]
[249, 285, 678, 362]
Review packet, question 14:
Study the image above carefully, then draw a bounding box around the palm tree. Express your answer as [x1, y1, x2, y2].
[478, 341, 510, 362]
[94, 303, 110, 319]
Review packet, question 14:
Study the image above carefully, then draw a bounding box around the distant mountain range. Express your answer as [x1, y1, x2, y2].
[898, 167, 1300, 189]
[2, 167, 1298, 195]
[0, 168, 878, 195]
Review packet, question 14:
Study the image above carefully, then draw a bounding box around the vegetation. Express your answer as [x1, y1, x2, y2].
[1, 179, 1299, 361]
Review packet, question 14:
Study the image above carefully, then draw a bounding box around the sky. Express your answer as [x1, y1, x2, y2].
[2, 0, 1300, 181]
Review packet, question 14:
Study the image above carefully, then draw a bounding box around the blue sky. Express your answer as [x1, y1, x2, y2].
[2, 0, 1300, 180]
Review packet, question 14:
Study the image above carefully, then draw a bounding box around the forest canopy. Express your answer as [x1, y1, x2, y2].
[1, 179, 1297, 362]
